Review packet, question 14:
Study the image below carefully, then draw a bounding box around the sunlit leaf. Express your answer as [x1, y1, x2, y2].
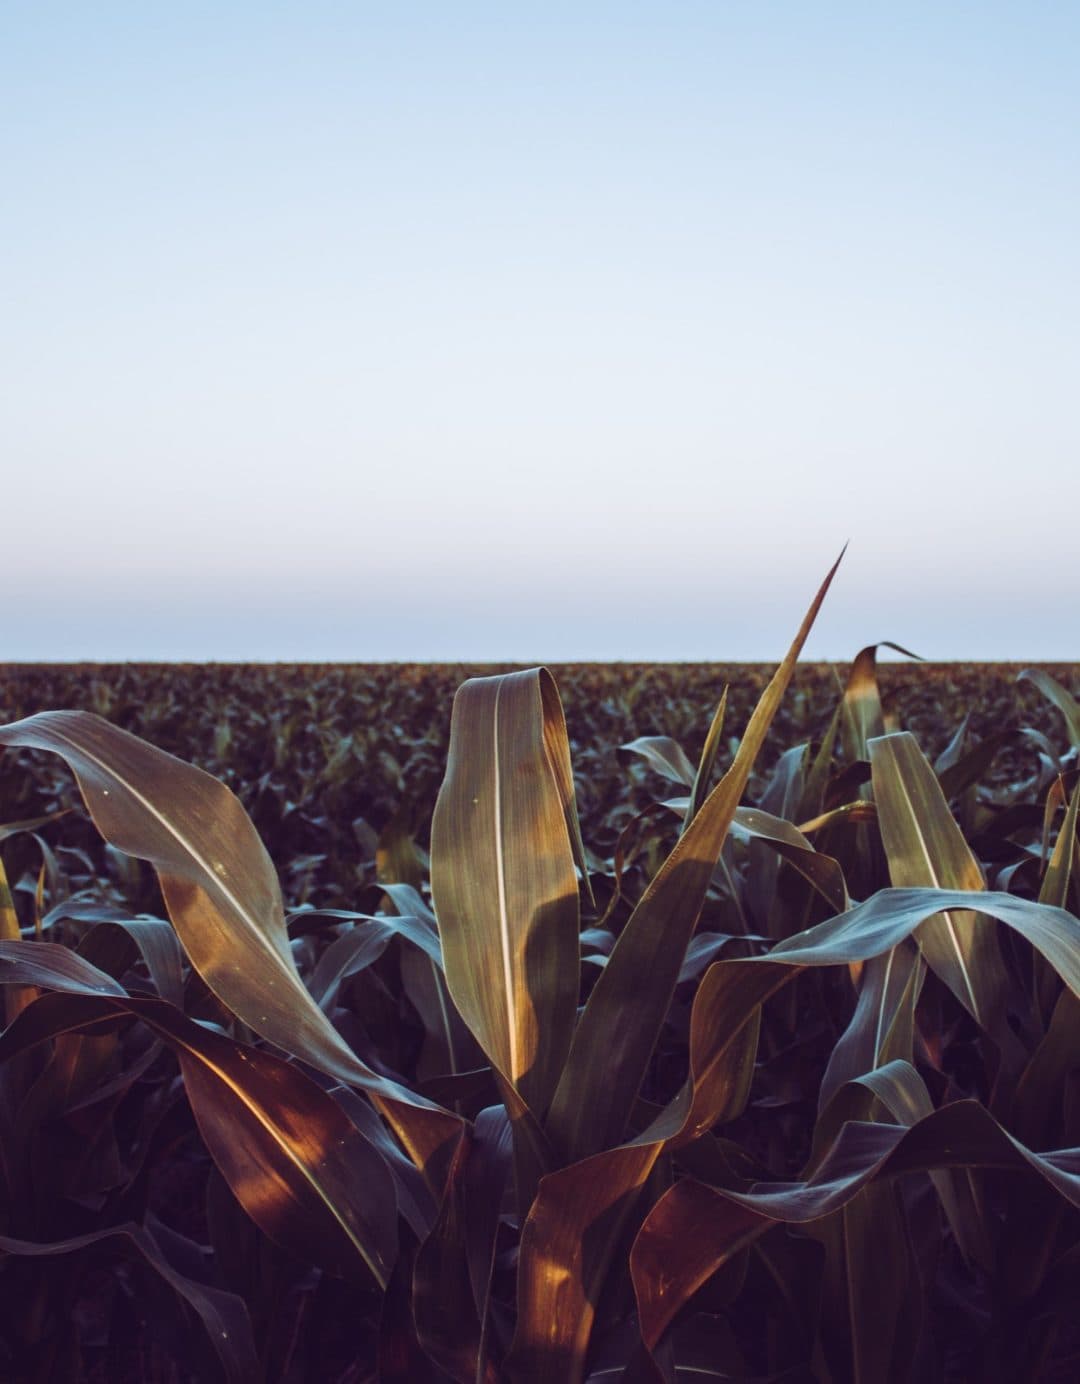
[431, 668, 581, 1118]
[548, 551, 844, 1164]
[0, 976, 400, 1287]
[0, 712, 460, 1179]
[869, 732, 1016, 1055]
[841, 642, 920, 765]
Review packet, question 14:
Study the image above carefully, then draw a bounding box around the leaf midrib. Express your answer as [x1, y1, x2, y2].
[491, 681, 519, 1083]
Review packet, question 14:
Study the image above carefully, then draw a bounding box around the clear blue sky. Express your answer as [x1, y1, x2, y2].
[4, 3, 1077, 661]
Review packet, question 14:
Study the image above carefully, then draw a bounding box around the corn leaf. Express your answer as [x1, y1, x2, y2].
[686, 686, 729, 827]
[618, 735, 697, 787]
[547, 552, 844, 1164]
[1040, 777, 1080, 911]
[632, 1098, 1080, 1357]
[0, 978, 400, 1288]
[869, 733, 1017, 1058]
[0, 1222, 257, 1383]
[430, 668, 582, 1118]
[0, 711, 460, 1178]
[818, 941, 923, 1111]
[512, 883, 1080, 1378]
[1019, 668, 1080, 750]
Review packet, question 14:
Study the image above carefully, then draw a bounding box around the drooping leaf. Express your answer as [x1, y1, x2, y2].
[618, 735, 697, 788]
[0, 1221, 258, 1383]
[660, 801, 849, 918]
[306, 913, 442, 1010]
[769, 888, 1080, 995]
[76, 915, 186, 1006]
[0, 937, 128, 996]
[814, 1059, 991, 1270]
[631, 1099, 1080, 1356]
[0, 976, 400, 1288]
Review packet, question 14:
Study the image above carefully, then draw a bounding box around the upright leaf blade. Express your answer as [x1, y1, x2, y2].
[1040, 777, 1080, 911]
[841, 642, 920, 764]
[686, 685, 728, 828]
[430, 668, 581, 1117]
[547, 552, 844, 1163]
[869, 732, 1015, 1054]
[1019, 669, 1080, 750]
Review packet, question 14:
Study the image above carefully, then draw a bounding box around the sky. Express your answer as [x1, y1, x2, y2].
[3, 2, 1078, 662]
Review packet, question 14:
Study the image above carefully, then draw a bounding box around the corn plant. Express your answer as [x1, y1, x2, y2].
[2, 560, 1080, 1381]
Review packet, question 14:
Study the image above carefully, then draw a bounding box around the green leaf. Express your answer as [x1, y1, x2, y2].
[0, 1221, 258, 1383]
[413, 1108, 510, 1384]
[430, 668, 582, 1119]
[0, 937, 127, 996]
[1040, 777, 1080, 911]
[506, 1141, 660, 1382]
[660, 801, 849, 918]
[1019, 668, 1080, 750]
[0, 978, 401, 1288]
[869, 732, 1016, 1054]
[818, 940, 924, 1111]
[814, 1059, 992, 1270]
[769, 887, 1080, 994]
[618, 735, 697, 788]
[841, 642, 920, 764]
[0, 711, 460, 1180]
[687, 686, 729, 827]
[631, 1099, 1080, 1357]
[548, 550, 844, 1165]
[505, 559, 844, 1381]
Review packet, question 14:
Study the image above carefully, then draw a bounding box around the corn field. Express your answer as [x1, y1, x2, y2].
[2, 563, 1080, 1382]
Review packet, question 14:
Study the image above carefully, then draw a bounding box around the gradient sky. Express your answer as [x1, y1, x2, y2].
[4, 3, 1078, 661]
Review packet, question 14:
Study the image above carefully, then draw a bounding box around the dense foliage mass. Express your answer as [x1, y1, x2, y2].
[0, 658, 1069, 910]
[1, 618, 1080, 1382]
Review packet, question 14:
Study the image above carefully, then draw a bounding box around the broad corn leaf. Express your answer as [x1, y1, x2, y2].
[869, 732, 1017, 1059]
[631, 1099, 1080, 1359]
[0, 977, 400, 1287]
[0, 1222, 258, 1383]
[513, 885, 1080, 1379]
[430, 668, 582, 1117]
[0, 712, 460, 1180]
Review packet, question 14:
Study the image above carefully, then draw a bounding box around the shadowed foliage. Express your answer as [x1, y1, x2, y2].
[1, 566, 1080, 1380]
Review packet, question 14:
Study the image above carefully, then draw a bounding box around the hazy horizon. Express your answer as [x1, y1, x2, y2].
[5, 4, 1078, 662]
